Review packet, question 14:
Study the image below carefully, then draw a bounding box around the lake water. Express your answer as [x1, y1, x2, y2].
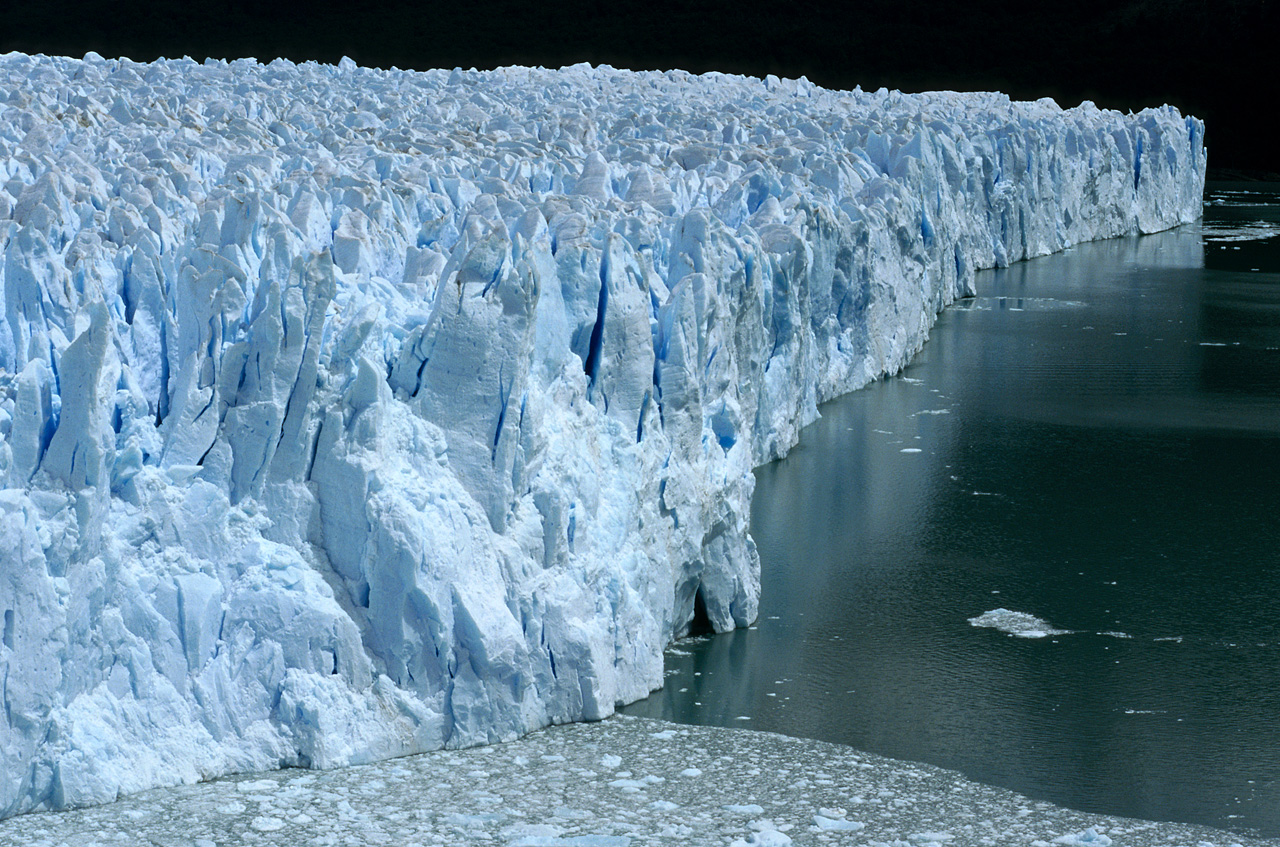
[621, 184, 1280, 837]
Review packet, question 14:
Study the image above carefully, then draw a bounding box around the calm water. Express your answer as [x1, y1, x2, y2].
[622, 184, 1280, 837]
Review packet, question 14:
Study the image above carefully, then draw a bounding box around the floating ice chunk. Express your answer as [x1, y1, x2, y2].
[509, 837, 631, 847]
[1201, 221, 1280, 242]
[723, 804, 767, 815]
[731, 832, 792, 847]
[249, 816, 286, 832]
[447, 812, 508, 826]
[961, 297, 1088, 311]
[504, 823, 564, 840]
[553, 808, 594, 820]
[813, 814, 865, 831]
[968, 609, 1072, 638]
[1053, 829, 1113, 845]
[901, 447, 923, 453]
[608, 779, 647, 791]
[236, 780, 279, 793]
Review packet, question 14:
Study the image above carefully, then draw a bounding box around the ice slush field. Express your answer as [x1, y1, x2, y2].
[0, 715, 1267, 847]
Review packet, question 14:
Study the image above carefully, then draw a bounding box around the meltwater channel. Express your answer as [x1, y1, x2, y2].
[621, 184, 1280, 837]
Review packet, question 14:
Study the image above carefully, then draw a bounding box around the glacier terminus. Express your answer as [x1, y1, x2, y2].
[0, 52, 1205, 817]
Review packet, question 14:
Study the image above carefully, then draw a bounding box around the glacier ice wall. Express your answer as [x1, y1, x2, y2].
[0, 52, 1204, 816]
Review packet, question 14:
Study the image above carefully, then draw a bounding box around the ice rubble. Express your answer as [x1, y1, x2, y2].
[0, 52, 1205, 815]
[968, 609, 1072, 639]
[0, 716, 1267, 847]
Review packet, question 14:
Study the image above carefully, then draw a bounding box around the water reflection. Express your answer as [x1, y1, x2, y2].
[621, 186, 1280, 836]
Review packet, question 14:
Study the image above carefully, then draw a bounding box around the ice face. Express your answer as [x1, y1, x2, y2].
[0, 53, 1205, 816]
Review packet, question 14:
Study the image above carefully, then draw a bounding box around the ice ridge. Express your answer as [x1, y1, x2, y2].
[0, 52, 1205, 816]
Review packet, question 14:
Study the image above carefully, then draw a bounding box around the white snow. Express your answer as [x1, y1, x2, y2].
[0, 52, 1204, 816]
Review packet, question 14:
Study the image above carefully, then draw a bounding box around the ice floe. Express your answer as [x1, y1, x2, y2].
[968, 609, 1073, 638]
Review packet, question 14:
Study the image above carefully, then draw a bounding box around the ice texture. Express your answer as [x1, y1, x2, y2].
[968, 609, 1073, 638]
[0, 716, 1267, 847]
[0, 52, 1204, 816]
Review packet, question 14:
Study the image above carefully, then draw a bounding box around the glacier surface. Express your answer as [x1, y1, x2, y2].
[0, 51, 1204, 816]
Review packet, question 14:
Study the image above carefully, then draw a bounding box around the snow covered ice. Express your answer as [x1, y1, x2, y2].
[0, 52, 1205, 816]
[0, 716, 1266, 847]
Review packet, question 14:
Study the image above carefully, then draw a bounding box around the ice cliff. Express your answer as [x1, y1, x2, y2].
[0, 51, 1205, 816]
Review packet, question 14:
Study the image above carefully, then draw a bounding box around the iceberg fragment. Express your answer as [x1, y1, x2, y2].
[969, 609, 1073, 639]
[0, 52, 1203, 816]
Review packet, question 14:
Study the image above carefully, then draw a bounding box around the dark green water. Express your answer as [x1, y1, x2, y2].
[621, 184, 1280, 837]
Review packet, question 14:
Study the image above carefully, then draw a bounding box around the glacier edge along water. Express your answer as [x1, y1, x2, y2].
[622, 183, 1280, 838]
[0, 51, 1201, 818]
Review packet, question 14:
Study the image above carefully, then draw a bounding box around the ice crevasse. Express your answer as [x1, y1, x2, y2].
[0, 52, 1205, 816]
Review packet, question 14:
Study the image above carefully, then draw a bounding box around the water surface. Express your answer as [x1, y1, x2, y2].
[622, 184, 1280, 837]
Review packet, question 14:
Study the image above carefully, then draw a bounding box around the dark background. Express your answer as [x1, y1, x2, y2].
[0, 0, 1273, 177]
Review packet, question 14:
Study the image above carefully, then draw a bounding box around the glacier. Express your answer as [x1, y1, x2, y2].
[0, 51, 1204, 817]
